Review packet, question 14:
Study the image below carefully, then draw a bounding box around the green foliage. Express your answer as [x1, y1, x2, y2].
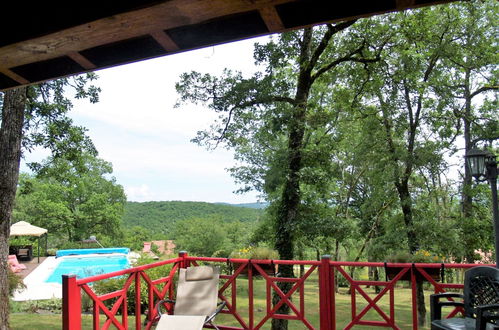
[13, 153, 126, 243]
[8, 269, 26, 296]
[175, 1, 498, 273]
[229, 245, 279, 259]
[92, 256, 173, 314]
[173, 217, 233, 257]
[18, 74, 101, 163]
[386, 250, 445, 263]
[120, 226, 154, 251]
[123, 201, 262, 236]
[10, 298, 62, 313]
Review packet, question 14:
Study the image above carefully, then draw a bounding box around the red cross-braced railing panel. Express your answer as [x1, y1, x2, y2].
[190, 256, 321, 329]
[62, 253, 486, 330]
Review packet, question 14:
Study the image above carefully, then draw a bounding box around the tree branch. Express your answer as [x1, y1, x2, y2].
[311, 40, 380, 82]
[307, 20, 357, 74]
[470, 85, 498, 99]
[215, 95, 296, 147]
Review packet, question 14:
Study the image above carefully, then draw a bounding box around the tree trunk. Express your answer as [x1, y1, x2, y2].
[373, 267, 381, 294]
[334, 240, 340, 293]
[271, 28, 312, 330]
[0, 88, 27, 329]
[272, 98, 306, 330]
[396, 181, 419, 253]
[296, 241, 305, 278]
[395, 181, 427, 325]
[416, 281, 426, 327]
[461, 68, 475, 262]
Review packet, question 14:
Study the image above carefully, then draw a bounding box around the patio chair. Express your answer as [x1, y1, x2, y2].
[17, 246, 32, 261]
[430, 266, 499, 330]
[153, 265, 226, 330]
[8, 254, 27, 273]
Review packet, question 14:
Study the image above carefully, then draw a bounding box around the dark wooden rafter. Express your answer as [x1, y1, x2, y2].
[149, 32, 180, 52]
[259, 6, 286, 32]
[0, 0, 456, 90]
[67, 52, 97, 70]
[0, 68, 29, 85]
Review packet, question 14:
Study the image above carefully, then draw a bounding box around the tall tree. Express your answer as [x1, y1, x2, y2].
[177, 21, 382, 329]
[0, 74, 99, 328]
[435, 0, 498, 262]
[350, 3, 498, 324]
[0, 88, 26, 329]
[14, 153, 126, 243]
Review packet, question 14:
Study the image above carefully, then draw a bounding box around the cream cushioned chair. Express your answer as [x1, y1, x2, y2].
[154, 265, 225, 330]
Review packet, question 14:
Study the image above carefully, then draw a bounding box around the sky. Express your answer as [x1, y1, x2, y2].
[21, 36, 272, 204]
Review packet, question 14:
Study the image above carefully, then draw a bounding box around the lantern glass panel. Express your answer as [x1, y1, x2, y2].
[466, 154, 486, 178]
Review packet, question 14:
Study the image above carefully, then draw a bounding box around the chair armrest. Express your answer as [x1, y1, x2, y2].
[476, 304, 499, 330]
[155, 299, 175, 315]
[430, 293, 464, 321]
[205, 301, 227, 324]
[145, 299, 176, 327]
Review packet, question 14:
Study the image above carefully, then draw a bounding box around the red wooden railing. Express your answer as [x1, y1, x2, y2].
[62, 252, 487, 329]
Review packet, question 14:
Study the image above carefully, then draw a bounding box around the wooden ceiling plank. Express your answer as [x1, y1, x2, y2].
[0, 68, 30, 85]
[0, 0, 291, 70]
[67, 52, 97, 70]
[259, 6, 285, 32]
[150, 31, 180, 52]
[0, 0, 457, 91]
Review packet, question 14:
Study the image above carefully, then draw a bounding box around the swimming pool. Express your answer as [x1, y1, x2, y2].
[45, 248, 130, 284]
[55, 247, 129, 257]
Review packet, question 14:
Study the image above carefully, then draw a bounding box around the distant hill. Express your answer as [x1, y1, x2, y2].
[123, 201, 263, 235]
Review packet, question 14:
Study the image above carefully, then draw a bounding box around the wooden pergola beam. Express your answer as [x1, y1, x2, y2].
[0, 0, 456, 90]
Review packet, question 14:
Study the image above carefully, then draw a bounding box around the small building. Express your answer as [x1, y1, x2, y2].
[142, 240, 175, 259]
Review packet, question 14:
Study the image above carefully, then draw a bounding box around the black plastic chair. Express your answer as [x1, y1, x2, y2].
[431, 266, 499, 330]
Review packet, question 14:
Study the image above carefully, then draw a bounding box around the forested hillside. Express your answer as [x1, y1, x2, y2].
[123, 201, 262, 234]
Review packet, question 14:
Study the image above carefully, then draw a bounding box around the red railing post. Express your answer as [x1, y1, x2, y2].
[411, 264, 418, 329]
[319, 255, 333, 330]
[135, 272, 142, 330]
[62, 274, 81, 330]
[179, 251, 188, 268]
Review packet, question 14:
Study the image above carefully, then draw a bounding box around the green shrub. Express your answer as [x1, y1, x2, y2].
[8, 268, 26, 296]
[386, 250, 444, 263]
[92, 256, 174, 315]
[229, 245, 279, 260]
[10, 298, 62, 313]
[81, 291, 93, 313]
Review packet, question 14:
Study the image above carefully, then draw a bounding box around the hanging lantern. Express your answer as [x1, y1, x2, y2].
[465, 148, 490, 181]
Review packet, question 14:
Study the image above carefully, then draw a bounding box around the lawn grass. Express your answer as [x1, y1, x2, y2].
[10, 268, 447, 329]
[10, 290, 437, 329]
[10, 314, 141, 330]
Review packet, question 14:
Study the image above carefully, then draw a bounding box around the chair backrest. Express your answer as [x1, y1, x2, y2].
[463, 266, 499, 318]
[8, 254, 19, 265]
[174, 266, 220, 317]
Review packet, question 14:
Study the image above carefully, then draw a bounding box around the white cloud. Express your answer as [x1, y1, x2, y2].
[125, 184, 154, 202]
[22, 37, 269, 204]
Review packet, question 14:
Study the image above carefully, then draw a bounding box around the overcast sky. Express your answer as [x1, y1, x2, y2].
[21, 36, 272, 204]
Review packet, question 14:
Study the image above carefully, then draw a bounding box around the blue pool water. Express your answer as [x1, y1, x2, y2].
[56, 247, 129, 258]
[46, 252, 130, 284]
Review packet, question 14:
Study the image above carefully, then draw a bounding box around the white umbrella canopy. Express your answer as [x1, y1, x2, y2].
[10, 221, 48, 263]
[10, 221, 47, 237]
